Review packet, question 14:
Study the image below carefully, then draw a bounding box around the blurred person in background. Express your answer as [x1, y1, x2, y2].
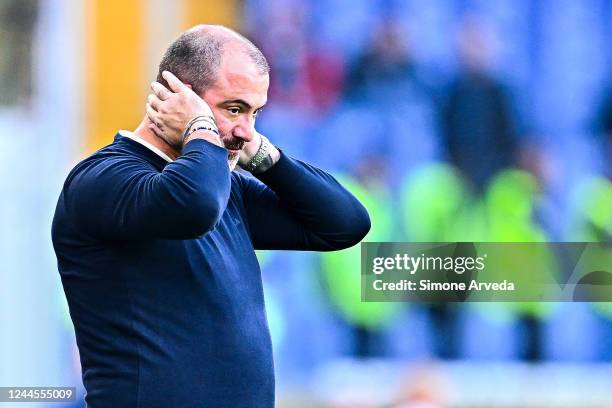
[321, 153, 402, 358]
[596, 83, 612, 179]
[569, 77, 612, 243]
[346, 17, 416, 100]
[440, 14, 519, 194]
[0, 0, 38, 106]
[405, 14, 523, 359]
[433, 14, 554, 361]
[249, 4, 345, 163]
[344, 16, 439, 185]
[258, 4, 345, 117]
[51, 24, 370, 408]
[568, 78, 612, 357]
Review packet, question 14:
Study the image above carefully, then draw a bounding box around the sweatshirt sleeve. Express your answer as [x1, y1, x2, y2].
[240, 152, 371, 251]
[65, 139, 231, 240]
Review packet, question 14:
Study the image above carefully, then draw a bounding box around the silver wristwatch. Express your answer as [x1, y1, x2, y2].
[243, 136, 271, 173]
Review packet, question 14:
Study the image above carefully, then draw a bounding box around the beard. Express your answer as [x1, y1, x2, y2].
[221, 134, 244, 171]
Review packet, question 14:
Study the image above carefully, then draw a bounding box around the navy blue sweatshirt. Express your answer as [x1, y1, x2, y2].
[51, 133, 370, 408]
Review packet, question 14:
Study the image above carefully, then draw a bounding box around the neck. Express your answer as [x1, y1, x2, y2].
[133, 117, 181, 160]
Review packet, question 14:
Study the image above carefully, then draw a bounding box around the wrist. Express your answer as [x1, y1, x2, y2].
[182, 115, 218, 142]
[242, 135, 280, 174]
[182, 115, 222, 147]
[183, 125, 222, 147]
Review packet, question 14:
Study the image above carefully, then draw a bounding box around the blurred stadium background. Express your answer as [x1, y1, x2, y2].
[1, 0, 611, 407]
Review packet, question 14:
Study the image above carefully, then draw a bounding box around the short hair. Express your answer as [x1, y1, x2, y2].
[156, 25, 269, 96]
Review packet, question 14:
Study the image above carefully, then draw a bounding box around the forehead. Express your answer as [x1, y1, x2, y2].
[205, 50, 269, 107]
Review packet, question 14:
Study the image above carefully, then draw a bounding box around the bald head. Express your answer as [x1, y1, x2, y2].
[156, 24, 269, 96]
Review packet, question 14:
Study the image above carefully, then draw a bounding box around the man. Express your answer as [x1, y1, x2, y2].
[52, 25, 370, 407]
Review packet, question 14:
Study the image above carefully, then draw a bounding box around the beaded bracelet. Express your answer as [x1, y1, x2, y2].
[182, 115, 218, 142]
[185, 123, 220, 140]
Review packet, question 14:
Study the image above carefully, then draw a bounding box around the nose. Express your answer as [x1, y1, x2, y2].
[232, 117, 255, 142]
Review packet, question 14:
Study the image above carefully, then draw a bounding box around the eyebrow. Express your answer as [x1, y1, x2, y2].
[221, 99, 266, 110]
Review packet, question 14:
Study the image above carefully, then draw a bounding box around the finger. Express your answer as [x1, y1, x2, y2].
[148, 123, 163, 138]
[147, 93, 163, 111]
[145, 103, 162, 129]
[162, 70, 187, 93]
[151, 81, 172, 100]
